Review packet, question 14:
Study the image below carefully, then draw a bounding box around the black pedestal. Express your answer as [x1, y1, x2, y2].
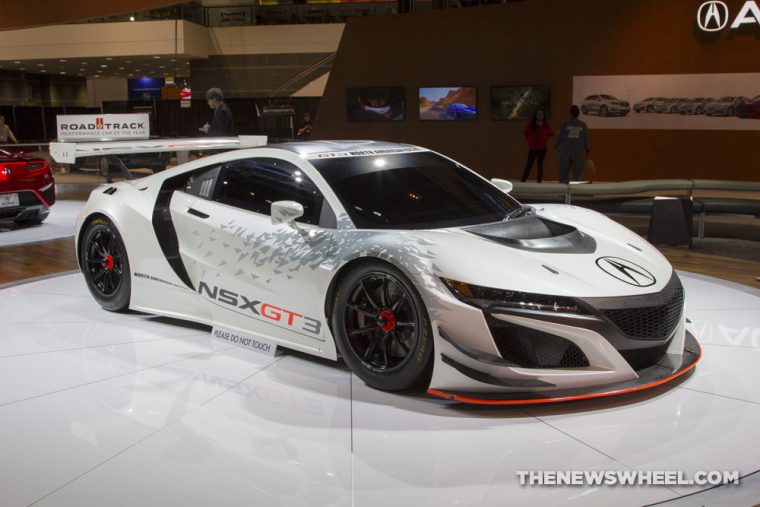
[647, 197, 692, 247]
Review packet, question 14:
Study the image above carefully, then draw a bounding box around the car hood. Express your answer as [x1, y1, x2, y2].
[412, 204, 672, 298]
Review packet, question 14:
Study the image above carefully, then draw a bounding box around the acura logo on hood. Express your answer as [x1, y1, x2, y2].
[596, 257, 656, 287]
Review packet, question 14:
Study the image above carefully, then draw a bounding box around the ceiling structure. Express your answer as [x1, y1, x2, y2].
[0, 55, 193, 79]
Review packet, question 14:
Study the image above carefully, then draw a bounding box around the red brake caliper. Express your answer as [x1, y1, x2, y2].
[378, 309, 397, 332]
[105, 254, 114, 271]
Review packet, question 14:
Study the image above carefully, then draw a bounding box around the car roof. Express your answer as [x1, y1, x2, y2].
[270, 140, 423, 156]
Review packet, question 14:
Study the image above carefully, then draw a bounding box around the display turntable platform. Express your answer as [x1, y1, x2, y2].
[0, 200, 86, 247]
[1, 271, 759, 506]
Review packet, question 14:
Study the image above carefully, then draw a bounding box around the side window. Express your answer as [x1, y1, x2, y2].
[213, 157, 325, 225]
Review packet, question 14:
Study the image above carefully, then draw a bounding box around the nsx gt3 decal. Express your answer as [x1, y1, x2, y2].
[198, 281, 322, 336]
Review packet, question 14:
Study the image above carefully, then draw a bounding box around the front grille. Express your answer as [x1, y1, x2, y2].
[487, 316, 590, 368]
[600, 277, 684, 340]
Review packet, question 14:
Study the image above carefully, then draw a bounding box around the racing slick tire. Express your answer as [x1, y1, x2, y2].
[331, 262, 434, 391]
[80, 217, 131, 312]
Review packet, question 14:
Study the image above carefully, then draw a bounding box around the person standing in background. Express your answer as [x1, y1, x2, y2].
[200, 88, 234, 136]
[520, 109, 554, 183]
[296, 112, 313, 140]
[556, 105, 589, 183]
[0, 116, 18, 144]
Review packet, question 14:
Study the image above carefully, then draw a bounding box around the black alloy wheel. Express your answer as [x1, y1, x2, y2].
[81, 218, 131, 311]
[600, 105, 608, 117]
[332, 263, 433, 391]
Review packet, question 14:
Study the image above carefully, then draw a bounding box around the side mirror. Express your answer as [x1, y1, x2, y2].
[271, 201, 304, 226]
[491, 178, 513, 194]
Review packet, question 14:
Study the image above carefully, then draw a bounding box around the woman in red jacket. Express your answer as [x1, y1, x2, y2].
[520, 109, 554, 183]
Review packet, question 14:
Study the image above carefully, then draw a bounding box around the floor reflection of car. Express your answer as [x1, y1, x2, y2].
[0, 149, 55, 226]
[736, 95, 760, 119]
[445, 103, 476, 120]
[580, 94, 630, 116]
[73, 152, 171, 176]
[633, 97, 665, 113]
[704, 96, 749, 116]
[677, 97, 714, 115]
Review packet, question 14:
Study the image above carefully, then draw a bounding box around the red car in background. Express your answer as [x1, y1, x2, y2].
[736, 95, 760, 119]
[0, 149, 55, 226]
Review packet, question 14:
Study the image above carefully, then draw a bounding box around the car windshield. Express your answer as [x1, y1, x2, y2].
[312, 151, 521, 229]
[601, 95, 615, 99]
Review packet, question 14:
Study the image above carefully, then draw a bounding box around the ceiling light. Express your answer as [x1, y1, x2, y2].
[126, 60, 132, 63]
[159, 65, 165, 69]
[79, 68, 85, 71]
[82, 62, 88, 65]
[19, 67, 25, 70]
[129, 15, 135, 21]
[100, 64, 108, 68]
[106, 57, 113, 61]
[153, 56, 161, 59]
[40, 69, 47, 73]
[119, 67, 124, 70]
[14, 60, 21, 64]
[37, 63, 44, 66]
[59, 59, 67, 62]
[59, 71, 66, 75]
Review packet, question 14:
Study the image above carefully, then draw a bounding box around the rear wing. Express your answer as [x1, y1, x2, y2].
[49, 136, 267, 164]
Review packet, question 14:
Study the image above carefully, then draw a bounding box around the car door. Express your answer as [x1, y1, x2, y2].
[169, 157, 337, 351]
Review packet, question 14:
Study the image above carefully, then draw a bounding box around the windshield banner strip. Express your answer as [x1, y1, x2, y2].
[304, 147, 428, 160]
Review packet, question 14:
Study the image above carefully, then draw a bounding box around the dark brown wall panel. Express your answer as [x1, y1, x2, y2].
[315, 0, 760, 181]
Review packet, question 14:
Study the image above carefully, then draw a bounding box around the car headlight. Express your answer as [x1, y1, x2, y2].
[441, 278, 586, 314]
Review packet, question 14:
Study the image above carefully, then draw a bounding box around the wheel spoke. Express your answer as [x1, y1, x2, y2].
[363, 333, 381, 361]
[359, 280, 380, 310]
[391, 292, 408, 313]
[392, 331, 410, 353]
[381, 276, 391, 307]
[349, 324, 375, 337]
[396, 321, 415, 328]
[381, 332, 390, 366]
[349, 305, 376, 319]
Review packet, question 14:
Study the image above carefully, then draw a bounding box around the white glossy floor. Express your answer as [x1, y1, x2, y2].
[1, 272, 759, 506]
[0, 200, 85, 247]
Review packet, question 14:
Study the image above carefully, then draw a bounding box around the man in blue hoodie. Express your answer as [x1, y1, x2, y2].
[556, 105, 589, 183]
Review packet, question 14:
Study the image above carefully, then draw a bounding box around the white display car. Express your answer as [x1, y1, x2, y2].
[52, 139, 700, 405]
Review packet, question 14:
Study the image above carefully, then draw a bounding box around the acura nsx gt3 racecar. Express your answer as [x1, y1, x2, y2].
[0, 149, 55, 226]
[63, 140, 700, 404]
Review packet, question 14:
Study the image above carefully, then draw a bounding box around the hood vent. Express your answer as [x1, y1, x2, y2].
[463, 216, 597, 254]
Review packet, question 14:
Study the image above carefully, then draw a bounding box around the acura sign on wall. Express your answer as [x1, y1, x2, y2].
[697, 1, 760, 31]
[56, 114, 150, 142]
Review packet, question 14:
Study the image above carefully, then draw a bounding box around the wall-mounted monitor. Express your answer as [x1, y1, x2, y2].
[491, 85, 551, 120]
[347, 87, 405, 121]
[419, 87, 477, 120]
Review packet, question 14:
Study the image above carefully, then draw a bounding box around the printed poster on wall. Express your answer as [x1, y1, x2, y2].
[572, 73, 760, 130]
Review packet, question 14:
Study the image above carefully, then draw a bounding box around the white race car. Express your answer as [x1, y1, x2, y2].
[56, 139, 700, 404]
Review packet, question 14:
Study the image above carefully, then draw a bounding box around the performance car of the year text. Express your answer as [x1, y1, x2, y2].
[67, 140, 700, 404]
